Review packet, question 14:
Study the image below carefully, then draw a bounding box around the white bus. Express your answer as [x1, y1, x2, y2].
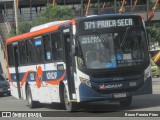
[6, 14, 152, 111]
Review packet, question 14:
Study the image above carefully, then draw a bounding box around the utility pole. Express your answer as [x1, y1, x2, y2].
[30, 0, 32, 20]
[81, 0, 83, 17]
[14, 0, 18, 34]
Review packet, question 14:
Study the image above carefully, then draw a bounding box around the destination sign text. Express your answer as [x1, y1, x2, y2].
[84, 18, 133, 30]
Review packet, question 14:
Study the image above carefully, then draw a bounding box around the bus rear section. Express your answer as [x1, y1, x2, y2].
[6, 14, 152, 112]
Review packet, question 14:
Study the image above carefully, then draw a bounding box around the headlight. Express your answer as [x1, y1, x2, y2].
[79, 77, 91, 87]
[144, 71, 151, 81]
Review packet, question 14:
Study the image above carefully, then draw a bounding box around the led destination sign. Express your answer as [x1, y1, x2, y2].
[84, 18, 133, 30]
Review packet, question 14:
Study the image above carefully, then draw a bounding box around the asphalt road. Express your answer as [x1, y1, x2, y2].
[0, 77, 160, 120]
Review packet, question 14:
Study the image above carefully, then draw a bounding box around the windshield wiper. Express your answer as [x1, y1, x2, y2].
[92, 31, 110, 49]
[120, 26, 131, 49]
[98, 35, 110, 48]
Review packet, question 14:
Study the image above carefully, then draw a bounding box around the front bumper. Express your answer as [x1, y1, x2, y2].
[79, 77, 152, 102]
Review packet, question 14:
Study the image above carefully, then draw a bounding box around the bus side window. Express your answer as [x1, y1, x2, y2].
[7, 44, 15, 66]
[26, 39, 35, 64]
[43, 35, 52, 61]
[51, 32, 63, 61]
[19, 41, 27, 65]
[34, 37, 44, 64]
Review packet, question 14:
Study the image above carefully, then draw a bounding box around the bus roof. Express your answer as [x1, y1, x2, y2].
[6, 20, 72, 44]
[30, 20, 69, 32]
[77, 14, 141, 21]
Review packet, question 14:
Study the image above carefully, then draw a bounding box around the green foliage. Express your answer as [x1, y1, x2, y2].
[9, 28, 16, 37]
[32, 4, 73, 26]
[9, 15, 32, 37]
[10, 4, 73, 36]
[18, 22, 32, 34]
[147, 23, 160, 46]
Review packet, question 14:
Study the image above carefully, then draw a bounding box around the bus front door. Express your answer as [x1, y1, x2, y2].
[64, 33, 76, 100]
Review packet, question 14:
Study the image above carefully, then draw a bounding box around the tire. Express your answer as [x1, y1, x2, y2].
[119, 96, 132, 107]
[26, 85, 37, 108]
[64, 87, 78, 112]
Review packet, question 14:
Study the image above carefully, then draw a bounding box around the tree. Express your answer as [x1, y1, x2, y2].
[32, 4, 73, 26]
[10, 4, 73, 36]
[147, 23, 160, 46]
[10, 15, 32, 36]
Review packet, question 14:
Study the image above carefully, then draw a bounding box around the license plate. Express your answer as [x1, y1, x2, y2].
[114, 93, 127, 98]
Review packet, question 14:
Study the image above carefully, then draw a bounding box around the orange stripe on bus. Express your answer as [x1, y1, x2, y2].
[6, 20, 72, 44]
[8, 69, 66, 88]
[20, 70, 35, 87]
[36, 74, 42, 88]
[8, 70, 36, 88]
[72, 19, 76, 25]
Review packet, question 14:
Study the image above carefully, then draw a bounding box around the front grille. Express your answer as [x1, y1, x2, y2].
[91, 75, 144, 94]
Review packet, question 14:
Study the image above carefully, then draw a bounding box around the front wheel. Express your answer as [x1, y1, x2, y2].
[26, 85, 37, 108]
[119, 96, 132, 107]
[64, 87, 78, 112]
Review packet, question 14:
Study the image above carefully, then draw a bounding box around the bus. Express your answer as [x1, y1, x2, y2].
[6, 14, 152, 111]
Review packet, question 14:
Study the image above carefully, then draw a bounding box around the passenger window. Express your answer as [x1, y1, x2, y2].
[19, 41, 27, 65]
[26, 39, 35, 64]
[34, 36, 44, 64]
[7, 44, 14, 66]
[51, 32, 63, 61]
[43, 35, 52, 61]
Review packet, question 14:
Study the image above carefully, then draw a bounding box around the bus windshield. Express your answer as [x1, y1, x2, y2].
[77, 29, 147, 69]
